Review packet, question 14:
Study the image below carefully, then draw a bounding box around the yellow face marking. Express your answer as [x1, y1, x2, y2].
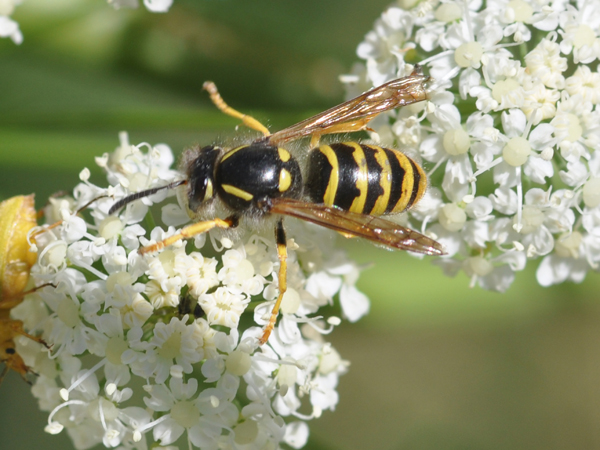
[347, 142, 369, 214]
[318, 145, 339, 206]
[221, 184, 254, 201]
[278, 169, 292, 192]
[220, 145, 247, 163]
[390, 151, 414, 213]
[368, 145, 392, 216]
[278, 147, 291, 162]
[204, 179, 214, 201]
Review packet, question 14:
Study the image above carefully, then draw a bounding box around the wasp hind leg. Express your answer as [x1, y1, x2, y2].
[139, 216, 239, 255]
[259, 219, 288, 345]
[203, 81, 270, 137]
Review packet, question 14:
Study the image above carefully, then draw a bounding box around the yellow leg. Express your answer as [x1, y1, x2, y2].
[308, 118, 372, 149]
[203, 81, 271, 137]
[310, 134, 322, 149]
[259, 220, 287, 345]
[140, 216, 238, 255]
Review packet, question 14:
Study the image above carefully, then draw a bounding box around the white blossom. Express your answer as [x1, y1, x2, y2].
[16, 133, 363, 449]
[343, 0, 600, 292]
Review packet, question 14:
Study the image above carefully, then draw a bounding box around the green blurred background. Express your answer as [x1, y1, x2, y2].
[2, 1, 600, 449]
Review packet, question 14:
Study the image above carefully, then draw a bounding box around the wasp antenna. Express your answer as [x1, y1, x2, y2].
[203, 81, 271, 137]
[109, 180, 187, 215]
[76, 195, 109, 215]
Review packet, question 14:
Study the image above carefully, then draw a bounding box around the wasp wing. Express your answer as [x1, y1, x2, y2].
[267, 66, 430, 146]
[269, 198, 445, 256]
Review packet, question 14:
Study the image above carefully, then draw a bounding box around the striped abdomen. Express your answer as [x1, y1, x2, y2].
[305, 142, 427, 216]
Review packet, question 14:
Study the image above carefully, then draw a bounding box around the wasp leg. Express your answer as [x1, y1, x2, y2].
[259, 219, 287, 345]
[310, 134, 322, 149]
[308, 118, 374, 148]
[140, 215, 239, 255]
[203, 81, 270, 137]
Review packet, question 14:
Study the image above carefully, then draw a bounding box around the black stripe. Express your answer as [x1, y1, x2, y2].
[384, 149, 405, 214]
[331, 143, 360, 211]
[306, 149, 332, 204]
[361, 145, 384, 215]
[406, 158, 421, 209]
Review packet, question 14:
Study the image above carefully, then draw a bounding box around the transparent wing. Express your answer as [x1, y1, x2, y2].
[269, 198, 445, 256]
[267, 66, 430, 145]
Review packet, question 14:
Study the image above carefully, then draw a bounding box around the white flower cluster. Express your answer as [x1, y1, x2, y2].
[0, 0, 23, 44]
[12, 133, 366, 449]
[343, 0, 600, 291]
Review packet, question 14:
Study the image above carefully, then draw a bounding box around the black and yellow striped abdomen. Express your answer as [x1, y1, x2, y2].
[305, 142, 427, 216]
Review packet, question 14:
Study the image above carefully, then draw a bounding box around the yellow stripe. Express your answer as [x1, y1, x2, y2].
[220, 145, 248, 163]
[318, 145, 339, 206]
[278, 147, 291, 162]
[278, 169, 292, 192]
[414, 163, 427, 207]
[368, 145, 391, 216]
[221, 184, 254, 201]
[347, 143, 368, 214]
[204, 179, 214, 201]
[391, 151, 414, 213]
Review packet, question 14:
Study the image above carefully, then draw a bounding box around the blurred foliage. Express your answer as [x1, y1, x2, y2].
[1, 1, 600, 450]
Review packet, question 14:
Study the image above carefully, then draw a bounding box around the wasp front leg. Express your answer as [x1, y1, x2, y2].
[139, 215, 240, 255]
[259, 219, 288, 345]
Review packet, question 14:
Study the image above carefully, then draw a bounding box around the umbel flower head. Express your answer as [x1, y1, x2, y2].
[343, 0, 600, 291]
[12, 132, 364, 449]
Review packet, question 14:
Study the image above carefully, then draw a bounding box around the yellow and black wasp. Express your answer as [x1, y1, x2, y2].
[109, 65, 445, 345]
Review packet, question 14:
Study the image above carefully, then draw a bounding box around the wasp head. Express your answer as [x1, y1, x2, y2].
[182, 145, 223, 213]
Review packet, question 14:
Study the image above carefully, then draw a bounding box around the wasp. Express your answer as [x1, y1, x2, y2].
[109, 65, 445, 345]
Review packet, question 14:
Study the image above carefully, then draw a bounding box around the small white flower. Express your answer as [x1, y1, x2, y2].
[199, 287, 250, 329]
[145, 317, 204, 384]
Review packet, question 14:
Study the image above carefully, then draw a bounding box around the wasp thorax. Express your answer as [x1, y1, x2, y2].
[183, 145, 223, 212]
[215, 143, 303, 214]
